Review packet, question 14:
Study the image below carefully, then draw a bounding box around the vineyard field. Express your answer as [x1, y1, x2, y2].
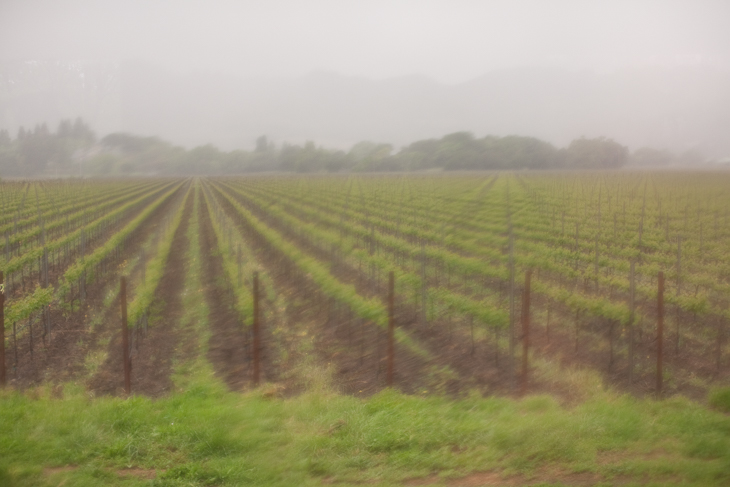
[2, 173, 730, 486]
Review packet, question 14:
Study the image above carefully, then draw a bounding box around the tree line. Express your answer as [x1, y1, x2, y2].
[0, 118, 703, 177]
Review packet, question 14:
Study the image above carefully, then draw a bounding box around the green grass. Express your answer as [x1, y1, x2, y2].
[1, 386, 730, 486]
[708, 387, 730, 413]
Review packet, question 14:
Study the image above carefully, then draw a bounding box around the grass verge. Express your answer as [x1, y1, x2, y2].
[1, 386, 730, 486]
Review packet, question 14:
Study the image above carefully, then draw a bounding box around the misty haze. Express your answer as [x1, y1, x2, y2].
[2, 0, 730, 175]
[2, 2, 730, 486]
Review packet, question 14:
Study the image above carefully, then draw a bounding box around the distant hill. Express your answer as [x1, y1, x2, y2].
[1, 61, 729, 157]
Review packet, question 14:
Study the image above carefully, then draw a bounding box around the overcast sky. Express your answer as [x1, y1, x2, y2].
[1, 0, 729, 83]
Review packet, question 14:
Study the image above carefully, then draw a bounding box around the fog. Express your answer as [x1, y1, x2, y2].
[1, 0, 730, 158]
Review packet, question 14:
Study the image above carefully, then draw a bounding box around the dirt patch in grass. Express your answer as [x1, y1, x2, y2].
[448, 470, 601, 486]
[115, 467, 160, 479]
[43, 465, 78, 476]
[43, 466, 161, 480]
[403, 467, 660, 486]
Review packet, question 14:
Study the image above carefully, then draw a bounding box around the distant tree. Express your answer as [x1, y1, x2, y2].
[279, 143, 301, 172]
[255, 135, 275, 153]
[398, 133, 559, 171]
[19, 125, 55, 174]
[397, 138, 441, 170]
[71, 117, 96, 143]
[101, 133, 167, 153]
[221, 150, 251, 173]
[348, 141, 394, 171]
[0, 117, 652, 175]
[0, 130, 19, 176]
[180, 144, 222, 174]
[278, 141, 346, 173]
[57, 119, 73, 138]
[34, 123, 49, 137]
[323, 150, 348, 172]
[492, 135, 559, 170]
[436, 132, 483, 170]
[249, 135, 277, 170]
[565, 137, 628, 169]
[255, 135, 267, 152]
[50, 118, 96, 167]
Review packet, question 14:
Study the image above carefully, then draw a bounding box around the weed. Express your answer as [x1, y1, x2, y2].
[708, 386, 730, 413]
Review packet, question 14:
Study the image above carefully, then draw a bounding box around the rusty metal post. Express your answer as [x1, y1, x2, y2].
[387, 271, 395, 387]
[420, 240, 427, 328]
[657, 271, 664, 398]
[521, 269, 532, 395]
[628, 261, 636, 384]
[253, 271, 260, 386]
[43, 247, 48, 288]
[141, 249, 146, 282]
[0, 271, 5, 387]
[237, 244, 243, 286]
[121, 276, 131, 395]
[508, 221, 516, 389]
[675, 236, 682, 355]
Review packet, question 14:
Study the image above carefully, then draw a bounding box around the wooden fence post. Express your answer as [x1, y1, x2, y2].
[253, 271, 260, 386]
[387, 271, 395, 387]
[657, 271, 664, 398]
[420, 240, 427, 328]
[508, 224, 515, 389]
[121, 276, 131, 395]
[521, 269, 532, 395]
[1, 271, 5, 387]
[628, 261, 636, 384]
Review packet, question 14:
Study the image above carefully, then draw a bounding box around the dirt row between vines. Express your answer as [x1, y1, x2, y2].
[209, 182, 432, 397]
[215, 182, 574, 398]
[89, 187, 195, 397]
[221, 181, 728, 402]
[212, 183, 527, 396]
[198, 192, 274, 391]
[7, 183, 188, 391]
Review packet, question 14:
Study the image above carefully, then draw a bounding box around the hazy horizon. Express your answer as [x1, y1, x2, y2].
[2, 1, 730, 157]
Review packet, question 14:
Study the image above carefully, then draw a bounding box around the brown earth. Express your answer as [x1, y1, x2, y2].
[88, 186, 194, 397]
[213, 182, 530, 397]
[213, 179, 727, 402]
[402, 468, 644, 487]
[209, 181, 431, 397]
[5, 183, 187, 391]
[198, 192, 263, 391]
[7, 177, 726, 404]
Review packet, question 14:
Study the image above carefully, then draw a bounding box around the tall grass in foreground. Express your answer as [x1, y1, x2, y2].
[1, 385, 730, 486]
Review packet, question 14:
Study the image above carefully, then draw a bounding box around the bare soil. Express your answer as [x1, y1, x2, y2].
[198, 194, 264, 391]
[88, 187, 194, 397]
[215, 180, 727, 402]
[5, 184, 187, 391]
[211, 183, 432, 397]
